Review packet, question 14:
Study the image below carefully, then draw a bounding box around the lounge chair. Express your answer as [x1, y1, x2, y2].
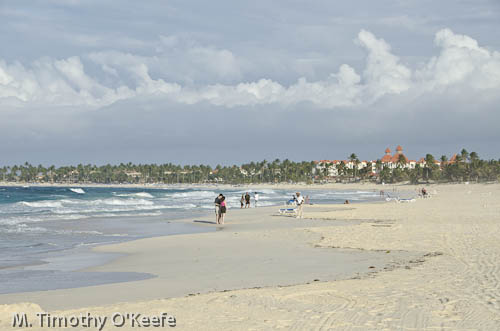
[397, 198, 416, 203]
[278, 207, 298, 216]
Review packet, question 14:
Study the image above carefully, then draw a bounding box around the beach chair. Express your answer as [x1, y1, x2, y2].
[385, 194, 399, 202]
[397, 198, 416, 203]
[278, 207, 298, 216]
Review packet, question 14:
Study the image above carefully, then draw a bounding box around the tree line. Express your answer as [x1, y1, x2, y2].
[377, 150, 500, 184]
[0, 149, 498, 185]
[0, 160, 316, 184]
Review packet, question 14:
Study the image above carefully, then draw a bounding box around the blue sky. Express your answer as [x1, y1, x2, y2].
[1, 0, 499, 165]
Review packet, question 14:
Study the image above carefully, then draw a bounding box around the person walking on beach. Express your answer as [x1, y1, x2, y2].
[245, 192, 251, 208]
[218, 196, 227, 225]
[254, 192, 259, 207]
[295, 192, 304, 219]
[214, 194, 222, 223]
[240, 194, 245, 208]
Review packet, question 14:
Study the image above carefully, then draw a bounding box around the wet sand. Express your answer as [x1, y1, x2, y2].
[0, 206, 409, 311]
[1, 183, 499, 330]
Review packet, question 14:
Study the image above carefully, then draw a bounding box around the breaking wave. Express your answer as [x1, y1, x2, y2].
[19, 201, 63, 208]
[93, 198, 154, 206]
[69, 188, 86, 194]
[168, 190, 216, 199]
[113, 192, 154, 198]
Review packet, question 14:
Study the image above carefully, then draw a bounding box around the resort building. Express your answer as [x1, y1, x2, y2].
[379, 145, 416, 170]
[314, 145, 445, 179]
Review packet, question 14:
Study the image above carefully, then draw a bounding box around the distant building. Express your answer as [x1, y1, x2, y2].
[314, 145, 451, 179]
[313, 160, 341, 177]
[125, 171, 142, 177]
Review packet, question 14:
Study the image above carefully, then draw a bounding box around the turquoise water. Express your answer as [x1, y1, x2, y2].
[0, 185, 382, 294]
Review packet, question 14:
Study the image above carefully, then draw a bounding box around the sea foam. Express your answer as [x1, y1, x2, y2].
[70, 188, 86, 194]
[19, 201, 63, 208]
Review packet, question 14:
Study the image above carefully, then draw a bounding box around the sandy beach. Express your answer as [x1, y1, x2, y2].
[1, 183, 499, 330]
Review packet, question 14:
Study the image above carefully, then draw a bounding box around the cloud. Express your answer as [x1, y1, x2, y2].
[416, 28, 500, 90]
[356, 29, 412, 100]
[0, 29, 499, 110]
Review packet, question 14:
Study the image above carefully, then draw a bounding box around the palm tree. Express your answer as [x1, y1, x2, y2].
[424, 154, 436, 182]
[469, 152, 480, 182]
[440, 155, 447, 168]
[375, 159, 382, 173]
[337, 161, 346, 181]
[322, 162, 332, 179]
[1, 154, 498, 185]
[380, 166, 391, 184]
[397, 154, 407, 169]
[460, 148, 469, 163]
[349, 153, 359, 181]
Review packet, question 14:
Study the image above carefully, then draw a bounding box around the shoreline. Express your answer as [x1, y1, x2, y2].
[0, 205, 414, 312]
[0, 212, 215, 295]
[0, 186, 385, 295]
[1, 183, 498, 330]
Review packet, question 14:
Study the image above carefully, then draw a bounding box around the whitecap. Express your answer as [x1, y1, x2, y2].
[0, 225, 48, 233]
[19, 200, 63, 208]
[158, 203, 197, 209]
[168, 190, 217, 199]
[92, 198, 154, 206]
[70, 188, 85, 194]
[114, 192, 154, 198]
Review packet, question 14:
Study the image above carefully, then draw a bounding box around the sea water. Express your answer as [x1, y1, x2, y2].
[0, 185, 382, 294]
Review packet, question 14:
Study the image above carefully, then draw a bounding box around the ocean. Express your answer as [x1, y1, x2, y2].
[0, 185, 382, 294]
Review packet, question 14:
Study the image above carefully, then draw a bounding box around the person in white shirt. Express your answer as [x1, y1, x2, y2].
[254, 192, 259, 207]
[295, 192, 304, 218]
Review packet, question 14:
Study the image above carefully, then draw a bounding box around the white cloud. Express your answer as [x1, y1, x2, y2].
[356, 29, 412, 100]
[416, 28, 500, 90]
[0, 57, 135, 106]
[0, 29, 499, 109]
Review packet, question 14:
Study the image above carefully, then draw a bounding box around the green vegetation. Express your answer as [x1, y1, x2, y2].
[0, 160, 316, 184]
[0, 150, 498, 185]
[379, 150, 500, 184]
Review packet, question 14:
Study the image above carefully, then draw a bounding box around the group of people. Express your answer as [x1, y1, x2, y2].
[214, 191, 262, 225]
[214, 194, 227, 225]
[214, 191, 310, 223]
[240, 192, 259, 208]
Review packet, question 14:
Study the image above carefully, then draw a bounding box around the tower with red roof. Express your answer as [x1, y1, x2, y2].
[381, 148, 392, 163]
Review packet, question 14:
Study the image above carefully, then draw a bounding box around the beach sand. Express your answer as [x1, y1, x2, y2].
[1, 183, 499, 330]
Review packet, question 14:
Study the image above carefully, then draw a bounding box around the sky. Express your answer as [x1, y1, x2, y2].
[1, 0, 499, 166]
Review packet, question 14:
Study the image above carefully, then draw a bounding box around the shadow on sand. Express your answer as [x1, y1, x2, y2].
[193, 220, 217, 225]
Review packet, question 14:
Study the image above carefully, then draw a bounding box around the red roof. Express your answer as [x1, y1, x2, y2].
[385, 148, 391, 154]
[381, 154, 392, 163]
[396, 145, 403, 151]
[391, 154, 408, 163]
